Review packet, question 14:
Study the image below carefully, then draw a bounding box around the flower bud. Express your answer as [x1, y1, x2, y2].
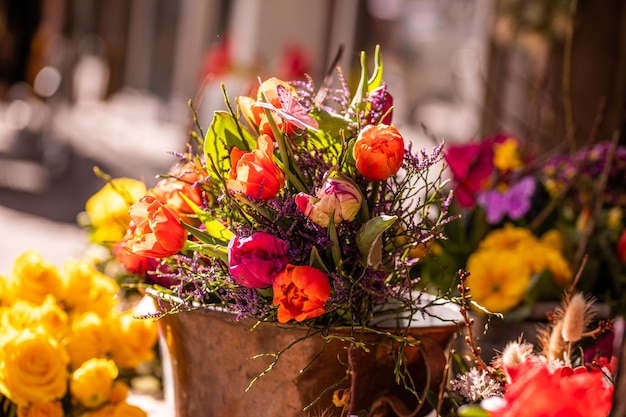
[295, 173, 363, 228]
[353, 124, 404, 181]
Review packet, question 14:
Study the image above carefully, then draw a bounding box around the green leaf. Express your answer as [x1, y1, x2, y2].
[457, 404, 490, 417]
[349, 51, 370, 115]
[367, 44, 383, 90]
[327, 216, 342, 268]
[179, 194, 234, 244]
[204, 111, 256, 179]
[184, 239, 228, 263]
[308, 246, 330, 274]
[356, 215, 397, 267]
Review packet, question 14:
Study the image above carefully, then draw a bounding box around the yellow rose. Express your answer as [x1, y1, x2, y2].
[466, 250, 532, 313]
[82, 402, 147, 417]
[0, 274, 15, 306]
[85, 178, 147, 246]
[70, 358, 118, 409]
[65, 312, 112, 370]
[10, 251, 64, 305]
[109, 310, 158, 369]
[0, 329, 69, 407]
[83, 274, 120, 318]
[37, 296, 69, 340]
[4, 296, 68, 339]
[108, 380, 129, 403]
[17, 401, 64, 417]
[109, 402, 148, 417]
[59, 260, 95, 311]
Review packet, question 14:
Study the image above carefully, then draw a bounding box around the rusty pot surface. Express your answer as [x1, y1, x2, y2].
[159, 307, 459, 417]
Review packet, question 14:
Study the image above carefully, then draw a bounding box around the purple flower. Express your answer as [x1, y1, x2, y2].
[477, 176, 536, 224]
[228, 232, 290, 288]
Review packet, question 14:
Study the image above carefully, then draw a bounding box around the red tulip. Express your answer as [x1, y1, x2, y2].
[353, 124, 404, 181]
[227, 134, 285, 200]
[272, 264, 330, 323]
[123, 195, 187, 258]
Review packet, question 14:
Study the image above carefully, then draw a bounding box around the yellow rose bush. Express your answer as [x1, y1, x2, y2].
[0, 250, 157, 417]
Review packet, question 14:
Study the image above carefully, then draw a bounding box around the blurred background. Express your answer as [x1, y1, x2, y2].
[0, 0, 624, 272]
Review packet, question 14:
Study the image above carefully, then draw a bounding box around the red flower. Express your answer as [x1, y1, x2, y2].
[272, 264, 331, 323]
[353, 124, 404, 181]
[445, 140, 496, 208]
[491, 361, 613, 417]
[123, 196, 187, 258]
[617, 228, 626, 263]
[114, 241, 158, 276]
[227, 134, 285, 200]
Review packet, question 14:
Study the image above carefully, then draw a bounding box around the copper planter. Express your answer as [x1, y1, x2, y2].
[159, 308, 459, 417]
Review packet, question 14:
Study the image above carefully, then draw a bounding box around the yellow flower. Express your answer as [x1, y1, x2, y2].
[10, 251, 64, 305]
[109, 310, 158, 369]
[59, 259, 95, 311]
[17, 401, 64, 417]
[4, 296, 68, 339]
[540, 229, 565, 252]
[478, 224, 536, 251]
[65, 311, 112, 370]
[82, 402, 148, 417]
[61, 259, 120, 317]
[108, 380, 129, 403]
[466, 250, 532, 313]
[70, 358, 118, 409]
[493, 137, 522, 172]
[0, 329, 69, 407]
[88, 274, 120, 318]
[84, 178, 147, 246]
[0, 274, 15, 306]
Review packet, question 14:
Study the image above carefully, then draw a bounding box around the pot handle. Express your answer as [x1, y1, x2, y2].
[368, 335, 447, 417]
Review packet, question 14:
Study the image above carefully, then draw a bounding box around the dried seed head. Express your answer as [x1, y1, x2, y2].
[546, 319, 567, 362]
[561, 293, 595, 343]
[500, 340, 534, 369]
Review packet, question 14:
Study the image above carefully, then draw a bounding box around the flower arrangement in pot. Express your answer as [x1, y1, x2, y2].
[82, 46, 462, 417]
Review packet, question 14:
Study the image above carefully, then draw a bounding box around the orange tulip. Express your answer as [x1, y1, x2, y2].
[227, 134, 285, 200]
[353, 124, 404, 181]
[123, 195, 187, 258]
[272, 264, 330, 323]
[149, 162, 207, 214]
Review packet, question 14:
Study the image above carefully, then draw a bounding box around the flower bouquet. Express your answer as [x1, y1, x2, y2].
[418, 134, 626, 319]
[82, 46, 461, 416]
[0, 250, 158, 417]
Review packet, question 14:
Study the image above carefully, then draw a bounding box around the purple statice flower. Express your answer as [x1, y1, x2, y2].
[476, 176, 536, 224]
